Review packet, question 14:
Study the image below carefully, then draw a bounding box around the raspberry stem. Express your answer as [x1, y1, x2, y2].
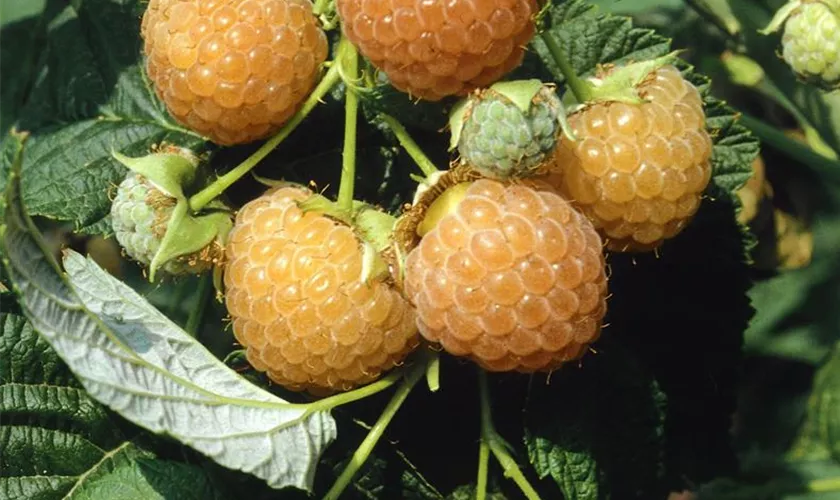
[739, 114, 840, 183]
[304, 369, 404, 413]
[323, 358, 427, 500]
[476, 437, 490, 500]
[539, 31, 592, 103]
[379, 113, 440, 177]
[188, 62, 342, 213]
[478, 370, 542, 500]
[313, 0, 330, 15]
[338, 41, 360, 214]
[185, 273, 212, 337]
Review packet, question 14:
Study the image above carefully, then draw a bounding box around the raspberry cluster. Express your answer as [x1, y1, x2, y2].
[141, 0, 329, 145]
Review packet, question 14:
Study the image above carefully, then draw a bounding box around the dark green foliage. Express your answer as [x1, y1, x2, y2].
[525, 343, 667, 500]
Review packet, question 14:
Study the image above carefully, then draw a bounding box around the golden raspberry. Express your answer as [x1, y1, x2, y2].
[551, 65, 713, 252]
[224, 187, 419, 392]
[336, 0, 537, 101]
[141, 0, 329, 145]
[403, 179, 607, 372]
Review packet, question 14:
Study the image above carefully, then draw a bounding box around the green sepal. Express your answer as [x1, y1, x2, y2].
[360, 241, 390, 284]
[148, 199, 232, 281]
[760, 0, 803, 34]
[489, 79, 544, 113]
[112, 150, 198, 200]
[572, 51, 683, 107]
[251, 172, 300, 188]
[297, 193, 357, 226]
[557, 99, 577, 142]
[355, 207, 397, 254]
[448, 97, 470, 151]
[722, 52, 766, 87]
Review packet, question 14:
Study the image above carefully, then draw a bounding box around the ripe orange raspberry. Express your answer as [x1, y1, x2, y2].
[337, 0, 537, 101]
[141, 0, 329, 145]
[403, 179, 607, 372]
[551, 65, 713, 252]
[224, 186, 419, 393]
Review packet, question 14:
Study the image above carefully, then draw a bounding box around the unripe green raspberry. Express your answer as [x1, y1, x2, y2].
[781, 0, 840, 89]
[457, 84, 562, 179]
[111, 173, 220, 275]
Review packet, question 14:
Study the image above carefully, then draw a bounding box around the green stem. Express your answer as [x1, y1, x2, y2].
[476, 434, 490, 500]
[306, 368, 403, 414]
[539, 31, 591, 103]
[338, 43, 359, 214]
[188, 63, 342, 212]
[313, 0, 331, 16]
[738, 114, 840, 184]
[809, 477, 840, 492]
[184, 273, 212, 337]
[378, 114, 439, 177]
[684, 0, 741, 36]
[478, 370, 542, 500]
[323, 361, 426, 500]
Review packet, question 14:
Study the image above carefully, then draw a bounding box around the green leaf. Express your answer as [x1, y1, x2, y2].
[532, 0, 671, 84]
[0, 0, 208, 233]
[524, 345, 667, 500]
[0, 0, 52, 134]
[66, 458, 223, 500]
[794, 343, 840, 466]
[697, 458, 840, 499]
[1, 136, 337, 491]
[0, 121, 203, 232]
[359, 77, 452, 132]
[446, 483, 507, 500]
[0, 311, 151, 500]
